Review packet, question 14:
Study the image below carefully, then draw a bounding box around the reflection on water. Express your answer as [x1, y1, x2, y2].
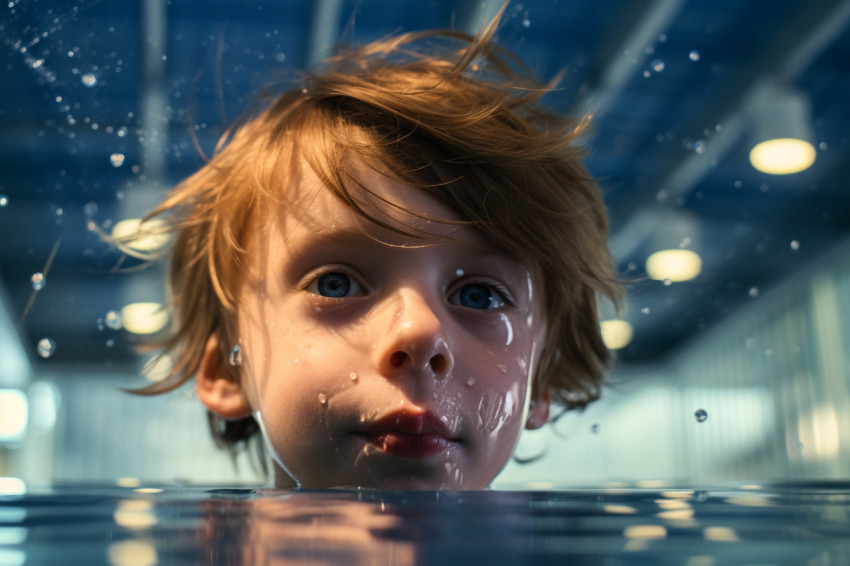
[1, 482, 849, 565]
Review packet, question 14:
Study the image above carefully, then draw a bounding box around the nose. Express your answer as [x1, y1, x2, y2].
[375, 290, 455, 381]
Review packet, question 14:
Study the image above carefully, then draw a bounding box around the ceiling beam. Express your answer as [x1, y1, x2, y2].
[609, 0, 850, 262]
[306, 0, 344, 67]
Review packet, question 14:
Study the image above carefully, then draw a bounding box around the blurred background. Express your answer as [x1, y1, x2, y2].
[1, 0, 848, 488]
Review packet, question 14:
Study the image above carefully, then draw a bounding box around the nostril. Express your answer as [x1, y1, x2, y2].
[390, 351, 408, 367]
[430, 354, 448, 375]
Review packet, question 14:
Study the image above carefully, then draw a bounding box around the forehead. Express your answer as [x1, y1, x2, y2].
[269, 158, 489, 251]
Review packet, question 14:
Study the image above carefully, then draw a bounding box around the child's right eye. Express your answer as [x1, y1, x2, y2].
[306, 271, 364, 298]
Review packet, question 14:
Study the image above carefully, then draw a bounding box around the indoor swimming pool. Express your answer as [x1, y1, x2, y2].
[1, 481, 849, 565]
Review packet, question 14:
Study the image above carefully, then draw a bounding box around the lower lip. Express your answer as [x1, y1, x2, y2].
[364, 433, 453, 458]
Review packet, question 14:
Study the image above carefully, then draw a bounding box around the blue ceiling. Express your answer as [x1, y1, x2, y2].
[1, 0, 848, 369]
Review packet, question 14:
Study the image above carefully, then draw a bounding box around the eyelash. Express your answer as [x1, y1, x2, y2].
[450, 278, 516, 309]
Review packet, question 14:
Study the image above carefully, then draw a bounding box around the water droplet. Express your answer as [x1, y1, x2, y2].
[37, 337, 56, 359]
[30, 272, 45, 290]
[790, 240, 800, 251]
[117, 126, 128, 138]
[229, 345, 242, 366]
[688, 50, 700, 61]
[455, 269, 464, 276]
[643, 70, 651, 78]
[641, 307, 651, 315]
[748, 287, 759, 298]
[651, 59, 665, 72]
[466, 377, 476, 387]
[110, 153, 125, 167]
[521, 18, 531, 28]
[318, 393, 327, 406]
[734, 180, 742, 188]
[663, 278, 672, 286]
[104, 310, 122, 330]
[349, 372, 358, 382]
[819, 141, 828, 150]
[105, 338, 115, 348]
[83, 202, 98, 217]
[81, 73, 97, 87]
[693, 140, 705, 154]
[591, 423, 600, 434]
[694, 409, 708, 423]
[0, 194, 7, 207]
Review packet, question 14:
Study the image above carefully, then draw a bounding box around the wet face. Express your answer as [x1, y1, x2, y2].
[224, 162, 548, 489]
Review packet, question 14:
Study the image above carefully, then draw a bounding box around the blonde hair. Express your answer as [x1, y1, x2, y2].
[134, 20, 622, 454]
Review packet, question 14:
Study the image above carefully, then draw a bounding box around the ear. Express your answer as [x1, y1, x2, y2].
[196, 335, 253, 419]
[525, 388, 550, 430]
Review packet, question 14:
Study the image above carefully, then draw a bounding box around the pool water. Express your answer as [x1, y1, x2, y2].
[1, 482, 849, 565]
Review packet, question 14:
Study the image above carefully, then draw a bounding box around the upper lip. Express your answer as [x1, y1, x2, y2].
[361, 410, 455, 439]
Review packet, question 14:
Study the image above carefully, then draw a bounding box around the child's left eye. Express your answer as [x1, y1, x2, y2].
[307, 272, 364, 298]
[448, 283, 506, 310]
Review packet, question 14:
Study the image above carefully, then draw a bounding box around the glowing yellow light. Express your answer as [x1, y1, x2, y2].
[120, 303, 168, 335]
[0, 477, 27, 495]
[600, 319, 633, 350]
[703, 526, 740, 542]
[107, 539, 158, 566]
[624, 525, 668, 540]
[116, 477, 141, 488]
[114, 500, 158, 530]
[749, 138, 816, 174]
[0, 390, 28, 441]
[646, 249, 702, 282]
[603, 504, 637, 515]
[111, 219, 169, 252]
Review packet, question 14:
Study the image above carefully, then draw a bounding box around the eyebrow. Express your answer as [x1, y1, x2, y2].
[289, 225, 511, 260]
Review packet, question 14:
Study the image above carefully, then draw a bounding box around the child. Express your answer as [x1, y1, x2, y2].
[135, 16, 621, 490]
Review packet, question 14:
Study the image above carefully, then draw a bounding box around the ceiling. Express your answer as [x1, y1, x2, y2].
[1, 0, 849, 375]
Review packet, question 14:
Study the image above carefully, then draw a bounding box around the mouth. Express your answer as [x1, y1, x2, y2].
[358, 411, 457, 459]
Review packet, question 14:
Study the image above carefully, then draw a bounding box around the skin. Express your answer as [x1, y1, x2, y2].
[197, 160, 550, 490]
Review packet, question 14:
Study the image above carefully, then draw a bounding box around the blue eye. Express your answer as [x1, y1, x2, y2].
[311, 272, 357, 298]
[451, 283, 505, 309]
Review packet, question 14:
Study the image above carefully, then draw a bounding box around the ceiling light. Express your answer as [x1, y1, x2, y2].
[600, 319, 633, 350]
[120, 302, 168, 335]
[646, 249, 702, 282]
[749, 82, 816, 175]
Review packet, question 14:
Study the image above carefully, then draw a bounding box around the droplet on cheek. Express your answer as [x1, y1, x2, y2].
[466, 377, 476, 387]
[349, 372, 358, 382]
[496, 364, 507, 373]
[318, 393, 328, 406]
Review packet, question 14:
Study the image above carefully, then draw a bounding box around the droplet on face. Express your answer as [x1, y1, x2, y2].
[30, 272, 45, 290]
[37, 337, 56, 359]
[110, 153, 125, 167]
[104, 310, 122, 330]
[229, 345, 243, 366]
[318, 393, 328, 406]
[466, 377, 476, 387]
[349, 372, 358, 382]
[688, 50, 700, 61]
[694, 409, 708, 423]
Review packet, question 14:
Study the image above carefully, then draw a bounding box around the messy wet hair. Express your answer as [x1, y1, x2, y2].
[132, 15, 622, 461]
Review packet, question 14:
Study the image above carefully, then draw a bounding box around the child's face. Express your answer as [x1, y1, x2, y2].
[209, 161, 549, 489]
